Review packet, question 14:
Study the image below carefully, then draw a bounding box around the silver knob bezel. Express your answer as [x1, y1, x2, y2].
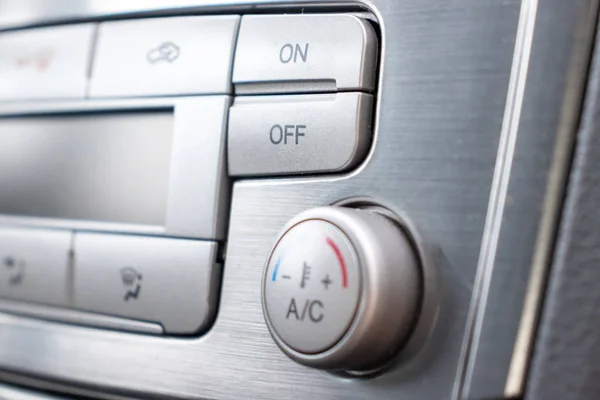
[262, 206, 427, 372]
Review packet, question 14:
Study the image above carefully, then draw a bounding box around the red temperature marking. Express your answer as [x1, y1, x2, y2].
[325, 236, 348, 288]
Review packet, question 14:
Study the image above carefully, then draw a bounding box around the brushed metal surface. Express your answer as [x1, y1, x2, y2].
[0, 1, 569, 399]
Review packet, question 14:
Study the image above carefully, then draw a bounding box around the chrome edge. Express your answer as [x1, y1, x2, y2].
[0, 300, 164, 334]
[505, 0, 600, 396]
[453, 0, 539, 397]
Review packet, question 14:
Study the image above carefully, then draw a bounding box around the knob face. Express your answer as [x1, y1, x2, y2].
[263, 219, 361, 354]
[262, 206, 422, 372]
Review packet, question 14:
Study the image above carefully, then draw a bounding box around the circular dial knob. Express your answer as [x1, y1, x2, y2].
[262, 206, 421, 372]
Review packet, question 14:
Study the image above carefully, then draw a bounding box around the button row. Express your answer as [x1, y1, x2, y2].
[0, 228, 219, 334]
[0, 14, 377, 101]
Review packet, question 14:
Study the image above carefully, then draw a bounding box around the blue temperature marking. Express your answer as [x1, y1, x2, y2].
[272, 256, 282, 281]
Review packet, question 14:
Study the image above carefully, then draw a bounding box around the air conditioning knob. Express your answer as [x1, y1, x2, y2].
[262, 206, 421, 372]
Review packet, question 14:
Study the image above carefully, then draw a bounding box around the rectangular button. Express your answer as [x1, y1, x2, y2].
[228, 93, 373, 176]
[0, 228, 71, 306]
[165, 96, 231, 240]
[90, 16, 239, 98]
[233, 15, 378, 93]
[73, 233, 220, 334]
[0, 24, 95, 101]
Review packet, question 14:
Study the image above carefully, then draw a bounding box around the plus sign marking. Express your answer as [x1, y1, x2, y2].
[321, 274, 332, 289]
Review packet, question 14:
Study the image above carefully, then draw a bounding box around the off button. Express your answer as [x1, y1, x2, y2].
[228, 92, 373, 176]
[263, 219, 361, 354]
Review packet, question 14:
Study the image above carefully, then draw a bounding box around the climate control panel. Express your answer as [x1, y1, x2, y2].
[0, 1, 564, 399]
[0, 11, 379, 335]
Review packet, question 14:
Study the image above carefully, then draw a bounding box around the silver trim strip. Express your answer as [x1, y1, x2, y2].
[0, 376, 131, 400]
[453, 0, 539, 398]
[0, 382, 65, 400]
[0, 1, 365, 30]
[505, 0, 600, 395]
[0, 300, 163, 334]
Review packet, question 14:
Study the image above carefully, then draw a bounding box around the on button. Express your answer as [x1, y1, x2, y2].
[233, 14, 378, 93]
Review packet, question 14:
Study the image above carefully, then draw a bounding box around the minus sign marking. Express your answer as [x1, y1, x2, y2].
[282, 275, 291, 279]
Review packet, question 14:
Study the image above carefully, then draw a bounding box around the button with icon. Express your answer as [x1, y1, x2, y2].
[90, 16, 239, 97]
[0, 24, 95, 101]
[0, 228, 71, 306]
[73, 233, 221, 334]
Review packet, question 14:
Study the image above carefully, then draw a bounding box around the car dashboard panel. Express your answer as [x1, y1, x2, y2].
[0, 1, 598, 400]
